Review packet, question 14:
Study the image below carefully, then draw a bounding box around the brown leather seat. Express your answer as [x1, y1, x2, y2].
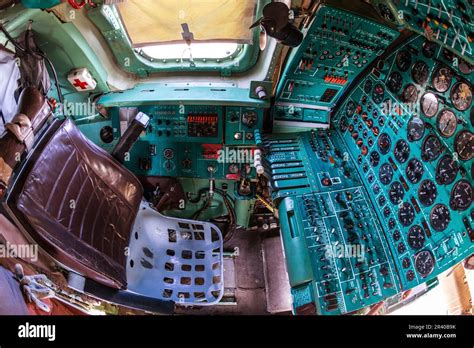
[7, 119, 143, 289]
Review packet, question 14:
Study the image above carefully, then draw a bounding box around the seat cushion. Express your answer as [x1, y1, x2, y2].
[15, 119, 143, 288]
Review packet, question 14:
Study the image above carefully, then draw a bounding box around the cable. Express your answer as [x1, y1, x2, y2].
[0, 22, 64, 105]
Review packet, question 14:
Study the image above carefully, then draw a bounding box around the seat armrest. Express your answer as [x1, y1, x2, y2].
[111, 112, 150, 163]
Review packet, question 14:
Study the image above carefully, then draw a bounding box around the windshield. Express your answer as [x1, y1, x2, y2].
[116, 0, 257, 47]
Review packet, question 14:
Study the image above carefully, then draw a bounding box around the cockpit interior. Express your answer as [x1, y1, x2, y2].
[0, 0, 473, 317]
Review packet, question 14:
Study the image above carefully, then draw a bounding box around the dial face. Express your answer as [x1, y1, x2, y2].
[379, 163, 394, 185]
[455, 130, 474, 161]
[406, 158, 424, 184]
[378, 133, 391, 154]
[406, 270, 415, 281]
[364, 79, 373, 94]
[430, 204, 451, 232]
[398, 242, 406, 254]
[421, 135, 444, 162]
[414, 250, 436, 278]
[393, 230, 401, 241]
[370, 151, 380, 167]
[396, 50, 412, 71]
[163, 148, 175, 160]
[418, 180, 438, 206]
[402, 84, 419, 104]
[436, 155, 459, 185]
[437, 109, 458, 138]
[450, 179, 473, 211]
[459, 59, 474, 75]
[407, 117, 425, 141]
[372, 84, 385, 104]
[451, 82, 472, 111]
[100, 126, 114, 144]
[398, 202, 415, 227]
[394, 139, 410, 164]
[389, 181, 405, 204]
[346, 101, 356, 116]
[402, 257, 411, 268]
[228, 164, 240, 174]
[412, 61, 429, 85]
[420, 92, 439, 118]
[408, 225, 426, 250]
[422, 40, 437, 58]
[387, 71, 403, 93]
[432, 66, 453, 93]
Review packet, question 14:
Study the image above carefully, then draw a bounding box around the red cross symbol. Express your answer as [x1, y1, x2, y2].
[73, 79, 89, 90]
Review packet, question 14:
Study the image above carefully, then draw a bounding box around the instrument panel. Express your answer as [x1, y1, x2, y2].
[371, 0, 474, 64]
[262, 34, 473, 314]
[274, 5, 399, 129]
[94, 105, 264, 180]
[335, 34, 473, 290]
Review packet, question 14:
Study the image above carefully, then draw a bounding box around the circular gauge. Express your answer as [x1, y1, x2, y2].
[402, 257, 411, 268]
[450, 179, 472, 211]
[387, 71, 403, 93]
[406, 158, 424, 184]
[163, 148, 175, 160]
[393, 230, 401, 241]
[422, 40, 437, 58]
[100, 126, 114, 144]
[420, 92, 439, 118]
[418, 180, 438, 206]
[407, 117, 425, 142]
[398, 242, 406, 254]
[346, 101, 356, 116]
[379, 195, 387, 206]
[396, 50, 412, 72]
[402, 84, 419, 104]
[471, 107, 474, 126]
[421, 135, 444, 162]
[437, 109, 458, 138]
[389, 181, 405, 204]
[408, 225, 426, 250]
[455, 130, 474, 161]
[228, 164, 240, 174]
[370, 151, 380, 167]
[364, 79, 373, 94]
[406, 270, 415, 281]
[432, 66, 453, 93]
[430, 204, 451, 232]
[398, 202, 415, 227]
[412, 61, 429, 85]
[379, 163, 394, 185]
[394, 139, 410, 164]
[435, 155, 459, 185]
[378, 133, 391, 154]
[414, 250, 435, 278]
[372, 84, 385, 104]
[450, 82, 472, 111]
[459, 59, 474, 75]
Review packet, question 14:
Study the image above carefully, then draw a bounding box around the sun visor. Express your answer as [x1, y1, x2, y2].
[116, 0, 257, 47]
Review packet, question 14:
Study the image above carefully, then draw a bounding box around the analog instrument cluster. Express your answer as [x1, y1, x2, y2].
[334, 35, 473, 291]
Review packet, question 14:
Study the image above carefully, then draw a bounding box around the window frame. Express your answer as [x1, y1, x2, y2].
[87, 0, 270, 76]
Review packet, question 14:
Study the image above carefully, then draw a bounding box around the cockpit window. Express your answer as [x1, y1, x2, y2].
[116, 0, 257, 47]
[90, 0, 268, 74]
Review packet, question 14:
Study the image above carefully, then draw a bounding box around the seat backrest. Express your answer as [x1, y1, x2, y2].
[5, 119, 143, 288]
